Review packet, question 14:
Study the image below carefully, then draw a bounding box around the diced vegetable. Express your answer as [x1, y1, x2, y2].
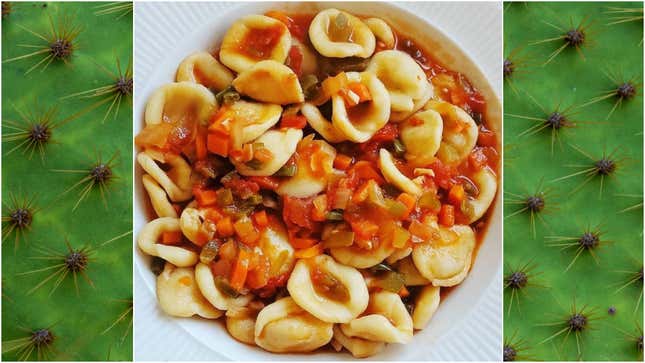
[161, 231, 183, 245]
[330, 187, 351, 210]
[252, 210, 269, 228]
[311, 194, 328, 222]
[353, 161, 385, 184]
[329, 12, 353, 43]
[294, 243, 323, 258]
[351, 219, 379, 240]
[448, 184, 465, 206]
[199, 241, 220, 264]
[300, 74, 320, 100]
[408, 220, 434, 241]
[392, 225, 410, 248]
[230, 248, 250, 291]
[286, 45, 303, 76]
[385, 199, 407, 219]
[321, 72, 349, 98]
[418, 191, 441, 212]
[280, 114, 308, 129]
[253, 146, 273, 163]
[216, 217, 234, 237]
[216, 188, 234, 207]
[273, 163, 298, 177]
[333, 153, 353, 170]
[311, 267, 350, 301]
[396, 192, 416, 219]
[370, 263, 394, 273]
[393, 138, 406, 157]
[439, 204, 455, 227]
[371, 123, 399, 142]
[215, 86, 241, 106]
[325, 209, 344, 221]
[246, 252, 270, 289]
[477, 126, 497, 147]
[372, 271, 405, 293]
[290, 236, 318, 249]
[322, 230, 355, 248]
[234, 218, 260, 246]
[195, 128, 208, 160]
[194, 188, 218, 207]
[214, 276, 240, 297]
[207, 133, 229, 157]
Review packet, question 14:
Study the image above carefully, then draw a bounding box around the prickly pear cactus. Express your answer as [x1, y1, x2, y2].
[504, 2, 643, 361]
[1, 2, 133, 360]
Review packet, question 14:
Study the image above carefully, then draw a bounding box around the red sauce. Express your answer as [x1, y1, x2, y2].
[239, 25, 285, 60]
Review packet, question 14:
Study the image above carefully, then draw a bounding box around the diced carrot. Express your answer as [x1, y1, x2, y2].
[161, 231, 183, 245]
[408, 220, 433, 241]
[294, 243, 323, 259]
[398, 286, 410, 298]
[252, 210, 269, 228]
[290, 237, 318, 249]
[253, 147, 273, 163]
[347, 82, 372, 102]
[195, 189, 218, 207]
[248, 176, 280, 190]
[439, 204, 455, 227]
[204, 208, 223, 222]
[230, 249, 250, 291]
[448, 184, 465, 206]
[246, 252, 270, 289]
[219, 240, 238, 260]
[207, 133, 229, 157]
[333, 153, 353, 170]
[195, 128, 207, 160]
[353, 161, 385, 184]
[234, 219, 260, 246]
[477, 126, 497, 147]
[322, 72, 349, 98]
[280, 114, 307, 129]
[351, 220, 379, 240]
[352, 181, 371, 203]
[396, 193, 417, 219]
[371, 123, 399, 142]
[216, 217, 234, 237]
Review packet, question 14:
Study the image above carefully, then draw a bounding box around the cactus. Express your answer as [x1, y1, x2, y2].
[504, 2, 643, 361]
[1, 2, 133, 361]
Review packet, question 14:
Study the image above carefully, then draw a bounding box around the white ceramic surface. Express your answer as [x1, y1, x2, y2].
[134, 2, 502, 361]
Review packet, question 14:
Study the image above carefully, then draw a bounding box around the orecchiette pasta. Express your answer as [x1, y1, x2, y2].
[179, 208, 213, 245]
[227, 100, 283, 148]
[385, 246, 412, 265]
[142, 174, 178, 218]
[156, 263, 222, 319]
[219, 15, 291, 73]
[400, 109, 443, 167]
[276, 136, 337, 198]
[367, 50, 429, 113]
[309, 9, 375, 58]
[138, 217, 198, 267]
[226, 302, 264, 345]
[332, 325, 385, 358]
[254, 297, 333, 353]
[231, 128, 302, 176]
[378, 148, 423, 196]
[467, 168, 498, 223]
[330, 239, 395, 269]
[332, 72, 391, 142]
[390, 84, 434, 122]
[232, 60, 304, 105]
[341, 291, 413, 344]
[424, 100, 478, 165]
[365, 18, 395, 49]
[137, 150, 193, 202]
[287, 254, 369, 323]
[176, 51, 234, 91]
[412, 285, 440, 330]
[195, 262, 253, 310]
[395, 256, 430, 286]
[412, 224, 476, 286]
[257, 218, 295, 278]
[144, 82, 216, 126]
[301, 102, 348, 143]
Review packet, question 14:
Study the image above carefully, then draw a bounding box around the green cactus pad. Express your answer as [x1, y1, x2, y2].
[504, 2, 643, 361]
[2, 2, 133, 360]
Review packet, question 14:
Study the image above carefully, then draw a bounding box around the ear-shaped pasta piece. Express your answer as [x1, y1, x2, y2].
[142, 174, 178, 218]
[180, 208, 215, 245]
[332, 325, 385, 358]
[232, 60, 304, 105]
[412, 224, 475, 286]
[332, 72, 390, 142]
[276, 136, 337, 197]
[254, 297, 333, 353]
[340, 291, 413, 344]
[227, 100, 283, 147]
[390, 85, 433, 122]
[220, 15, 291, 73]
[395, 256, 430, 286]
[365, 18, 395, 49]
[424, 100, 478, 165]
[467, 168, 497, 223]
[292, 38, 318, 76]
[378, 149, 422, 196]
[386, 246, 412, 265]
[176, 51, 234, 91]
[226, 302, 264, 345]
[194, 262, 253, 311]
[400, 109, 443, 167]
[301, 102, 347, 143]
[287, 254, 369, 323]
[137, 151, 193, 202]
[232, 128, 302, 176]
[156, 263, 222, 319]
[137, 217, 198, 267]
[412, 285, 440, 330]
[144, 82, 216, 126]
[330, 240, 395, 269]
[309, 9, 375, 58]
[257, 217, 295, 278]
[366, 50, 429, 113]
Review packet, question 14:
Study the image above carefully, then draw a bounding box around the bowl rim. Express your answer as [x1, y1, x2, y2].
[133, 1, 502, 360]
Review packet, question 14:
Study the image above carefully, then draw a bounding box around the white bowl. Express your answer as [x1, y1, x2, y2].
[134, 2, 502, 360]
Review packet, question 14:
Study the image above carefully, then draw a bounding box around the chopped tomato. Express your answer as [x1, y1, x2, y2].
[290, 236, 318, 249]
[350, 220, 379, 240]
[468, 147, 488, 171]
[285, 45, 303, 76]
[240, 26, 285, 60]
[207, 133, 229, 157]
[371, 124, 399, 142]
[193, 187, 218, 207]
[210, 258, 232, 277]
[429, 160, 457, 190]
[247, 176, 279, 190]
[265, 10, 307, 41]
[352, 161, 385, 184]
[439, 204, 455, 227]
[216, 217, 234, 237]
[478, 126, 497, 147]
[282, 196, 316, 230]
[333, 153, 353, 170]
[252, 210, 269, 228]
[246, 253, 270, 289]
[280, 114, 307, 129]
